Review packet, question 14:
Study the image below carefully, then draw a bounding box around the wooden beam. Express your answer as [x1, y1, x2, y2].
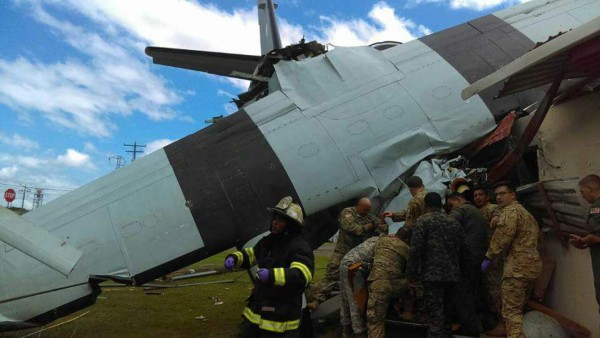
[488, 75, 563, 182]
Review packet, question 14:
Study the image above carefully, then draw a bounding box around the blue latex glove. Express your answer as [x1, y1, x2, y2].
[224, 256, 236, 271]
[256, 268, 270, 284]
[481, 258, 492, 272]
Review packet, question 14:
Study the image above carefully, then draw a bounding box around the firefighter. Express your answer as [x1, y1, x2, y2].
[224, 196, 314, 337]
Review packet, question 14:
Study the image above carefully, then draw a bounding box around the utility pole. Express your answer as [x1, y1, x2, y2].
[32, 188, 44, 209]
[108, 155, 126, 169]
[124, 142, 146, 162]
[19, 184, 30, 210]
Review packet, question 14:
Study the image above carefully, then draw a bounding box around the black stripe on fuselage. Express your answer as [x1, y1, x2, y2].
[133, 109, 302, 284]
[420, 14, 546, 120]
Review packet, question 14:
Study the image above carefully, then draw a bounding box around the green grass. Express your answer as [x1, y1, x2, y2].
[2, 246, 334, 338]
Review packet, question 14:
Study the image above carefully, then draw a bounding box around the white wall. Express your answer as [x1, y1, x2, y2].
[536, 91, 600, 337]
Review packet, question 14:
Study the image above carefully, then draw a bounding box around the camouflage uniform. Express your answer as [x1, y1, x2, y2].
[313, 207, 387, 303]
[448, 202, 489, 334]
[480, 203, 500, 225]
[339, 236, 379, 335]
[588, 198, 600, 310]
[485, 201, 542, 338]
[407, 211, 464, 338]
[480, 202, 504, 316]
[391, 190, 427, 229]
[366, 236, 412, 338]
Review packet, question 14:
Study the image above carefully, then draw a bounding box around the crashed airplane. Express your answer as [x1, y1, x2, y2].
[1, 0, 599, 331]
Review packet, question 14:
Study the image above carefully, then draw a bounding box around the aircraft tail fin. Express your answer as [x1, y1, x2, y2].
[145, 0, 283, 80]
[258, 0, 282, 55]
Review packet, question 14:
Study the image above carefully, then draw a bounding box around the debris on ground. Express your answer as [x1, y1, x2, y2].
[171, 270, 218, 281]
[20, 311, 90, 338]
[209, 296, 223, 305]
[145, 291, 164, 296]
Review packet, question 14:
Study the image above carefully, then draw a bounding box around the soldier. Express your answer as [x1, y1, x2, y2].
[473, 186, 504, 334]
[447, 192, 489, 336]
[481, 182, 542, 338]
[224, 197, 314, 338]
[568, 174, 600, 312]
[309, 198, 387, 309]
[339, 236, 380, 338]
[407, 192, 464, 338]
[473, 186, 500, 225]
[382, 176, 427, 230]
[366, 227, 414, 338]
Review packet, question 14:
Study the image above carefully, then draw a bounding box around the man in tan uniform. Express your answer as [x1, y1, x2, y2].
[339, 236, 380, 338]
[366, 227, 413, 338]
[473, 186, 500, 225]
[473, 186, 504, 333]
[482, 182, 542, 338]
[309, 198, 387, 309]
[382, 176, 427, 231]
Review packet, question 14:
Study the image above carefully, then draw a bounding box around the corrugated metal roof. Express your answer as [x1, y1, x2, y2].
[462, 16, 600, 100]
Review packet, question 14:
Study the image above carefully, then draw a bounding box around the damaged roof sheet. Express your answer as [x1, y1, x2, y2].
[462, 16, 600, 100]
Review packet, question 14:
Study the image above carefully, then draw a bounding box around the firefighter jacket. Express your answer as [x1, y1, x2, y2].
[228, 232, 314, 333]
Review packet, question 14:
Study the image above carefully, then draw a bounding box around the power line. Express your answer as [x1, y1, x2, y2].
[0, 181, 73, 192]
[18, 184, 31, 209]
[124, 142, 146, 162]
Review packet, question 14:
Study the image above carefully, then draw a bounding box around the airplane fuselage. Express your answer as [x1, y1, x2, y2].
[1, 0, 599, 330]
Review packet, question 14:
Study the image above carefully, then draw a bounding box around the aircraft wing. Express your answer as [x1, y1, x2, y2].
[0, 207, 82, 276]
[145, 47, 261, 79]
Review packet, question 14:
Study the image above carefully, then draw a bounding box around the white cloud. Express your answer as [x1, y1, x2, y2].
[0, 165, 18, 179]
[56, 149, 95, 169]
[0, 149, 98, 207]
[227, 78, 251, 91]
[3, 0, 431, 136]
[407, 0, 532, 11]
[0, 133, 39, 151]
[27, 0, 429, 54]
[317, 2, 430, 47]
[144, 138, 174, 156]
[0, 153, 46, 169]
[84, 142, 97, 153]
[0, 4, 182, 137]
[17, 156, 46, 168]
[36, 0, 265, 55]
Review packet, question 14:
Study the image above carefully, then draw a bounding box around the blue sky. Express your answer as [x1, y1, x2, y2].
[0, 0, 528, 208]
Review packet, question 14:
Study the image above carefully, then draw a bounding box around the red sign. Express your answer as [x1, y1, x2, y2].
[4, 189, 16, 203]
